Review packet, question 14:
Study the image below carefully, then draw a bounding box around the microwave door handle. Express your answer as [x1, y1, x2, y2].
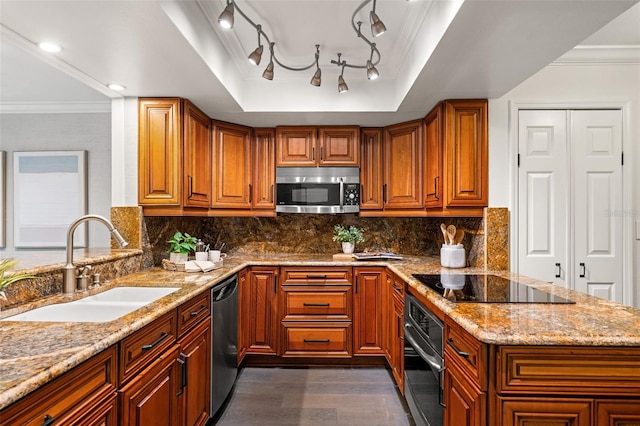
[339, 178, 344, 212]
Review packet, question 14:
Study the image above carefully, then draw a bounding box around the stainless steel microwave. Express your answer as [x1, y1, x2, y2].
[275, 167, 360, 214]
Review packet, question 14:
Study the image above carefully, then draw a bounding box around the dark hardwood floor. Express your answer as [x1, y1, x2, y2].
[209, 367, 416, 425]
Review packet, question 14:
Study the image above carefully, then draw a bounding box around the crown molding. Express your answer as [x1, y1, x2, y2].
[552, 45, 640, 65]
[0, 101, 111, 114]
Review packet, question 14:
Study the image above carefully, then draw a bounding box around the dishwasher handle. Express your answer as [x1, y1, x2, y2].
[212, 275, 238, 302]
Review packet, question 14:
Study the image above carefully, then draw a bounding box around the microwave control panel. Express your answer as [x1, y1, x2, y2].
[344, 183, 360, 206]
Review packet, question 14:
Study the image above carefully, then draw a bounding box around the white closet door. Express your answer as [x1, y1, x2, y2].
[571, 110, 623, 302]
[517, 110, 568, 285]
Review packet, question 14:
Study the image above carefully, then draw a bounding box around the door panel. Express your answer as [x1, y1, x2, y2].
[517, 110, 568, 286]
[572, 110, 623, 302]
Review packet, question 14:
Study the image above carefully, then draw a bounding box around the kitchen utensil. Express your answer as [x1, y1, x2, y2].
[440, 223, 448, 244]
[454, 229, 465, 245]
[447, 225, 456, 245]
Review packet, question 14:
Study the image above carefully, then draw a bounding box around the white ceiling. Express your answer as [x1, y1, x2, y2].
[1, 0, 639, 127]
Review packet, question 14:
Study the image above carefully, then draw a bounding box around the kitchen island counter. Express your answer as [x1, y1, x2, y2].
[1, 252, 639, 410]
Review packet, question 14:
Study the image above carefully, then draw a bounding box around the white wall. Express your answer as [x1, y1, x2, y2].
[489, 61, 640, 308]
[0, 112, 112, 248]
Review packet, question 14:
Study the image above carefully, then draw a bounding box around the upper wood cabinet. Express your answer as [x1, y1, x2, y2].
[276, 126, 359, 166]
[360, 128, 384, 210]
[424, 105, 443, 209]
[212, 121, 252, 209]
[183, 100, 212, 208]
[383, 120, 424, 209]
[139, 98, 212, 214]
[443, 100, 488, 209]
[138, 98, 182, 206]
[252, 128, 276, 210]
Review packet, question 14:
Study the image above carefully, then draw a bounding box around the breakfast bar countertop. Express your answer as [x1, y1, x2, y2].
[1, 252, 640, 410]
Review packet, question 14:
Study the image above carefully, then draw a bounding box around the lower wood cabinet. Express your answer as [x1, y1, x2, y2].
[0, 346, 118, 426]
[178, 319, 211, 426]
[497, 397, 592, 426]
[444, 362, 486, 426]
[119, 344, 182, 426]
[353, 267, 385, 355]
[245, 266, 279, 355]
[282, 322, 352, 357]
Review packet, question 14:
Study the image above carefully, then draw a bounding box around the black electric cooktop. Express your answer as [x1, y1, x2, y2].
[412, 274, 575, 304]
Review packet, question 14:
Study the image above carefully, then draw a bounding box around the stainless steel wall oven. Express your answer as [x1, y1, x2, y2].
[404, 294, 445, 426]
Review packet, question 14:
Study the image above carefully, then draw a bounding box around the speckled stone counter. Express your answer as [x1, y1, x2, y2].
[1, 253, 640, 410]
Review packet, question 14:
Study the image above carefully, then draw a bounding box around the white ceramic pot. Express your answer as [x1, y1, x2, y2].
[170, 252, 188, 264]
[342, 242, 355, 254]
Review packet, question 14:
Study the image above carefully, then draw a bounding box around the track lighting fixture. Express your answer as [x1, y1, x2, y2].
[217, 0, 388, 91]
[218, 1, 234, 29]
[248, 25, 263, 65]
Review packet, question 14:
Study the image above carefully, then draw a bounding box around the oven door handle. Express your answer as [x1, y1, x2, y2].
[404, 323, 444, 373]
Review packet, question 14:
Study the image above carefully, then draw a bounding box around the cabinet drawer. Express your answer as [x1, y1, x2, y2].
[0, 346, 117, 426]
[177, 290, 211, 337]
[282, 323, 352, 357]
[281, 267, 352, 286]
[497, 397, 592, 426]
[497, 346, 640, 395]
[444, 319, 487, 390]
[119, 311, 177, 384]
[282, 287, 351, 320]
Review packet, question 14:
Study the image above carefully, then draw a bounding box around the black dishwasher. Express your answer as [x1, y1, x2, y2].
[211, 274, 238, 417]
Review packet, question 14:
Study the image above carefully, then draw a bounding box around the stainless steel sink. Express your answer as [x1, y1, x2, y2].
[2, 286, 180, 322]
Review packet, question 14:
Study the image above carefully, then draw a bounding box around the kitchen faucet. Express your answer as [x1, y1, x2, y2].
[62, 214, 129, 294]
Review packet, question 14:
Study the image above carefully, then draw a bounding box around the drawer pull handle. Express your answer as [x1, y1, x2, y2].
[303, 303, 330, 307]
[446, 338, 469, 359]
[142, 332, 169, 350]
[307, 274, 327, 279]
[392, 284, 402, 292]
[190, 305, 207, 317]
[304, 339, 330, 343]
[42, 415, 55, 426]
[176, 355, 186, 396]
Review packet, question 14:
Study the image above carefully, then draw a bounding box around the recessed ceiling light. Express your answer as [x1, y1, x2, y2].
[107, 83, 126, 91]
[37, 42, 63, 53]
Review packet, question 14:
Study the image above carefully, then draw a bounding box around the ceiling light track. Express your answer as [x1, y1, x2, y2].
[217, 0, 386, 92]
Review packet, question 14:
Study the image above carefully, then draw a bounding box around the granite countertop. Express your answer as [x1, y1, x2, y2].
[1, 252, 640, 410]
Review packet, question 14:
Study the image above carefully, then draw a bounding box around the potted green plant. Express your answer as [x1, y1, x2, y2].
[332, 225, 365, 254]
[167, 231, 198, 263]
[0, 258, 36, 302]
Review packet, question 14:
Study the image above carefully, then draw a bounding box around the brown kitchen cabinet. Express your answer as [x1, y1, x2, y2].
[244, 266, 280, 355]
[383, 120, 423, 210]
[138, 98, 212, 215]
[0, 346, 118, 426]
[252, 128, 276, 210]
[360, 128, 384, 210]
[424, 99, 488, 216]
[211, 120, 252, 209]
[237, 268, 249, 364]
[276, 126, 359, 166]
[353, 267, 385, 355]
[279, 267, 353, 357]
[389, 274, 405, 392]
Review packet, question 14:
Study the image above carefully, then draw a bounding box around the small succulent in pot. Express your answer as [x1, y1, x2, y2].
[332, 225, 365, 254]
[0, 258, 37, 301]
[167, 231, 198, 263]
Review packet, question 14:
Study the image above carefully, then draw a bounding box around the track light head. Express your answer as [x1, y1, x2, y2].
[248, 45, 263, 66]
[338, 75, 348, 93]
[218, 2, 235, 29]
[262, 61, 274, 80]
[370, 11, 386, 37]
[310, 68, 322, 87]
[366, 60, 379, 80]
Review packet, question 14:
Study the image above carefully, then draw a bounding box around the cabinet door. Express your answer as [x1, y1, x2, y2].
[391, 292, 405, 392]
[382, 271, 393, 362]
[383, 120, 423, 209]
[183, 100, 211, 208]
[443, 100, 488, 207]
[353, 267, 384, 355]
[247, 267, 279, 355]
[237, 269, 249, 364]
[276, 126, 317, 166]
[444, 364, 486, 426]
[424, 104, 443, 209]
[179, 319, 211, 426]
[119, 344, 181, 426]
[360, 128, 384, 210]
[138, 98, 182, 205]
[253, 128, 276, 209]
[212, 121, 252, 208]
[318, 126, 359, 166]
[596, 400, 640, 425]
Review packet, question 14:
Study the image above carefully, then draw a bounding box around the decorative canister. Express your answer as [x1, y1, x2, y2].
[440, 244, 466, 268]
